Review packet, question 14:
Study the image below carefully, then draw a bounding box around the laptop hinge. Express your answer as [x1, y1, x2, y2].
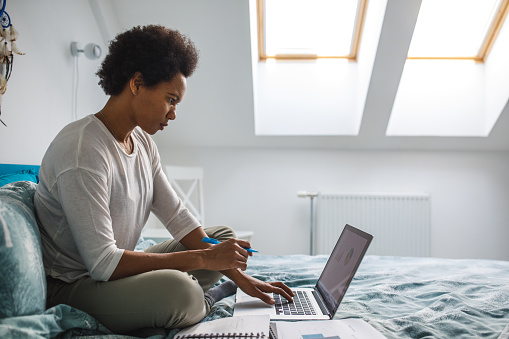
[312, 288, 330, 317]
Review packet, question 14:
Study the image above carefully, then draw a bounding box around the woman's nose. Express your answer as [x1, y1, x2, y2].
[167, 110, 176, 120]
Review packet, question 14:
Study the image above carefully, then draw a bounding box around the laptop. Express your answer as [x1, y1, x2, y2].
[233, 224, 373, 320]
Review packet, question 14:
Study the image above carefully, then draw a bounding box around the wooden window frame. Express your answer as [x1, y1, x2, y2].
[407, 0, 509, 63]
[257, 0, 369, 61]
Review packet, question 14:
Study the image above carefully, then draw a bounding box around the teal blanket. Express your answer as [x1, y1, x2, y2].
[2, 255, 508, 338]
[241, 255, 509, 339]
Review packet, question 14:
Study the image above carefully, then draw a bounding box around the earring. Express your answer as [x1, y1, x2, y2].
[134, 91, 138, 95]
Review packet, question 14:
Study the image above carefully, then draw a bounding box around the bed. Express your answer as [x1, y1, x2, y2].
[1, 165, 508, 338]
[197, 254, 509, 339]
[2, 250, 509, 338]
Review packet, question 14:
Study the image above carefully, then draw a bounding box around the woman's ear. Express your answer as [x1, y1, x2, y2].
[130, 72, 144, 95]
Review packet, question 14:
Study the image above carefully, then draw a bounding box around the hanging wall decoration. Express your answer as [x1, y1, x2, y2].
[0, 0, 24, 127]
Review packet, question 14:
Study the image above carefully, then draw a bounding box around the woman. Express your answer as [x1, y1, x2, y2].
[34, 25, 293, 335]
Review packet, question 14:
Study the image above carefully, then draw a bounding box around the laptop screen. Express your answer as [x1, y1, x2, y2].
[315, 224, 372, 315]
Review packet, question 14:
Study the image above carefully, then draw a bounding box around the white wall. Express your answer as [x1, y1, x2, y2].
[2, 1, 508, 262]
[388, 60, 486, 136]
[255, 59, 360, 135]
[160, 147, 509, 261]
[0, 0, 107, 164]
[485, 1, 509, 134]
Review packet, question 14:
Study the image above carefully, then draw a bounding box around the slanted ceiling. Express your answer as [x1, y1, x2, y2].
[89, 0, 509, 151]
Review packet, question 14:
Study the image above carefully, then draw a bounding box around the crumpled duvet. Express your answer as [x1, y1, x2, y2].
[2, 254, 508, 339]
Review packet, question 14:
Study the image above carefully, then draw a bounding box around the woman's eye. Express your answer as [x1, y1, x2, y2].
[168, 97, 180, 106]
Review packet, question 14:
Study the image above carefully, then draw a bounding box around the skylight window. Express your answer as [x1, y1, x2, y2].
[258, 0, 367, 60]
[407, 0, 509, 62]
[389, 0, 509, 137]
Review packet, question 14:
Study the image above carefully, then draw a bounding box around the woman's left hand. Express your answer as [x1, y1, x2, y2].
[233, 273, 294, 305]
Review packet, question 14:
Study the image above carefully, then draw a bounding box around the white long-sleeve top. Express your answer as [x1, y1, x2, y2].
[34, 114, 200, 283]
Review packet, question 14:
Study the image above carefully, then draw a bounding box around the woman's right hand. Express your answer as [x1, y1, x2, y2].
[202, 238, 252, 271]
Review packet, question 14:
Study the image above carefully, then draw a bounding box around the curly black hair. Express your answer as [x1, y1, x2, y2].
[97, 25, 199, 96]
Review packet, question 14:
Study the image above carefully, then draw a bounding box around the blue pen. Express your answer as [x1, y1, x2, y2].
[202, 237, 258, 253]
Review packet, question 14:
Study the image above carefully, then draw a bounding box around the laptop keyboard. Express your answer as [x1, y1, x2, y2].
[273, 290, 317, 316]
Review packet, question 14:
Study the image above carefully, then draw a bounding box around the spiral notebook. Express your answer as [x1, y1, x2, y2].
[174, 314, 270, 339]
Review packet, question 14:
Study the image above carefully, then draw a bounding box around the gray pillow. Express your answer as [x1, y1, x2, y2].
[0, 181, 46, 318]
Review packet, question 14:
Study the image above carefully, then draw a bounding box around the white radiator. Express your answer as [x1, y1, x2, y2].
[314, 193, 431, 257]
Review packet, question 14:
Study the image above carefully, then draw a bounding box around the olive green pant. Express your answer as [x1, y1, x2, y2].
[46, 226, 235, 334]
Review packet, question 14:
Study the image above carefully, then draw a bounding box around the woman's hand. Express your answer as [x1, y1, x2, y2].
[234, 273, 294, 305]
[202, 238, 253, 272]
[178, 228, 293, 304]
